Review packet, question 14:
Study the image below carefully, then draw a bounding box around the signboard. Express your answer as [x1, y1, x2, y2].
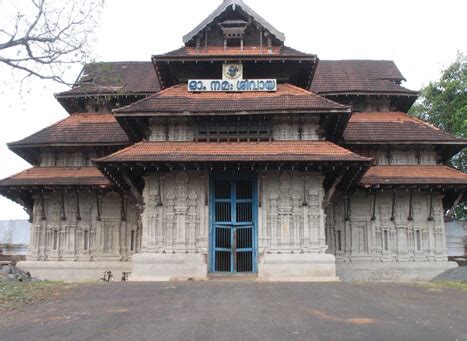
[188, 63, 277, 92]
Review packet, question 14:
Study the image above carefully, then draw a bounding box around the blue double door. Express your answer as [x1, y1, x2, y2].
[210, 174, 258, 274]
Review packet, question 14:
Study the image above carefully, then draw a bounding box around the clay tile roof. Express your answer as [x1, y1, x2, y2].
[158, 45, 310, 58]
[310, 60, 418, 96]
[96, 141, 371, 163]
[0, 167, 112, 188]
[344, 112, 465, 144]
[55, 62, 160, 98]
[114, 84, 349, 115]
[360, 165, 467, 187]
[8, 114, 130, 148]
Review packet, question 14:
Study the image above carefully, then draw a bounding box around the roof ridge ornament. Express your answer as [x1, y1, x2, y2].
[183, 0, 285, 44]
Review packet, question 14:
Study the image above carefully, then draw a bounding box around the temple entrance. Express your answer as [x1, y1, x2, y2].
[209, 174, 258, 274]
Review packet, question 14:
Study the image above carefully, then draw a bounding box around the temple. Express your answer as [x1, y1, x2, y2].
[1, 0, 466, 282]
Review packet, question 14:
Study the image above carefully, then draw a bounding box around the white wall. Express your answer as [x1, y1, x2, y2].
[445, 221, 467, 257]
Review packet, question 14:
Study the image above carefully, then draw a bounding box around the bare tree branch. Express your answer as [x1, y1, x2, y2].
[0, 0, 104, 86]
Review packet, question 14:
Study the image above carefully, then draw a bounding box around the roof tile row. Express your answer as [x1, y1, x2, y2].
[9, 114, 130, 148]
[56, 62, 160, 98]
[360, 165, 467, 187]
[114, 84, 349, 115]
[311, 60, 417, 96]
[96, 141, 370, 163]
[344, 112, 464, 143]
[0, 167, 112, 188]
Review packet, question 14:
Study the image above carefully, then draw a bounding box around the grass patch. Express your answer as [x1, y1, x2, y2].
[0, 282, 78, 310]
[420, 280, 467, 292]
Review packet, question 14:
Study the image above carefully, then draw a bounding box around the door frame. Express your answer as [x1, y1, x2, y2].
[208, 172, 258, 274]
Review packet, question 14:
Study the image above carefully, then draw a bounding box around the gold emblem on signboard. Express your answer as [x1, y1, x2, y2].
[223, 63, 243, 80]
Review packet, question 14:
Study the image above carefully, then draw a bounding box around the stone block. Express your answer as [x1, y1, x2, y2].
[258, 253, 338, 282]
[17, 261, 131, 282]
[336, 261, 458, 282]
[131, 253, 207, 281]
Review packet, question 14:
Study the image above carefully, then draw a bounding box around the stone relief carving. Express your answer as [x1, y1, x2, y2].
[327, 191, 448, 263]
[28, 191, 137, 262]
[141, 171, 204, 254]
[259, 171, 327, 254]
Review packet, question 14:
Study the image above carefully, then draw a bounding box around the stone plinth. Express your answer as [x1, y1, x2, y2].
[17, 261, 131, 282]
[258, 253, 338, 282]
[336, 261, 458, 282]
[131, 253, 207, 281]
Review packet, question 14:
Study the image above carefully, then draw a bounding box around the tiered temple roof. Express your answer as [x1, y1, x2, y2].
[114, 84, 349, 115]
[0, 0, 465, 215]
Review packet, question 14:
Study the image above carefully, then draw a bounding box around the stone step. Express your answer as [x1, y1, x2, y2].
[208, 274, 259, 281]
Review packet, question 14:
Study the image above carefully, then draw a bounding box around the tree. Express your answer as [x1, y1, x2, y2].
[0, 0, 104, 85]
[409, 52, 467, 219]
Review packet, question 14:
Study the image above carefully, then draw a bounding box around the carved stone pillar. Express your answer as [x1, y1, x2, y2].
[278, 172, 292, 252]
[259, 173, 268, 251]
[269, 191, 279, 252]
[175, 172, 189, 252]
[187, 190, 198, 252]
[164, 190, 176, 253]
[292, 192, 302, 252]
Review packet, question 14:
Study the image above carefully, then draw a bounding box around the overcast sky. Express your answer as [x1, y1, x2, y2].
[0, 0, 466, 220]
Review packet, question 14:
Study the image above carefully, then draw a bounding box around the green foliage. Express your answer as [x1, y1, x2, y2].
[410, 52, 466, 138]
[420, 280, 467, 292]
[409, 52, 467, 220]
[0, 281, 76, 310]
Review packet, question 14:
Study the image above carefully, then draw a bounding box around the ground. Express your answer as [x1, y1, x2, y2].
[0, 281, 466, 341]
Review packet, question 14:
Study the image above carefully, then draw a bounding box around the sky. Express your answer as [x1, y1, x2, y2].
[0, 0, 466, 220]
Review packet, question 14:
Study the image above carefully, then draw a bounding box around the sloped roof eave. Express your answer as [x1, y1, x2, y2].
[95, 141, 372, 164]
[0, 167, 113, 188]
[113, 84, 350, 115]
[360, 165, 467, 187]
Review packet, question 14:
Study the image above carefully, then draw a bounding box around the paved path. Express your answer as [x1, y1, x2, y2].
[1, 282, 466, 341]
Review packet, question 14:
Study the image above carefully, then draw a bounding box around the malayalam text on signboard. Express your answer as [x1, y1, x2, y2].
[188, 79, 277, 92]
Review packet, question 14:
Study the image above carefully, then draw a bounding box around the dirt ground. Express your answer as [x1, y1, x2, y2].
[0, 281, 466, 341]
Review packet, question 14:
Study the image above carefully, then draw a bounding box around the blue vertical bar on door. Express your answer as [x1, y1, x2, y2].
[209, 173, 257, 273]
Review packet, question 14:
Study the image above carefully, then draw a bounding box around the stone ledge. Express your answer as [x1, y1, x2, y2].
[336, 261, 458, 282]
[258, 253, 338, 282]
[131, 253, 208, 281]
[17, 261, 131, 282]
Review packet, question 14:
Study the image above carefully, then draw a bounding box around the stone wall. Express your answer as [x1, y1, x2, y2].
[326, 190, 454, 281]
[40, 150, 103, 167]
[27, 191, 140, 262]
[375, 147, 438, 165]
[445, 221, 467, 257]
[148, 115, 321, 142]
[258, 171, 326, 253]
[139, 170, 328, 254]
[258, 171, 336, 281]
[0, 220, 30, 256]
[140, 171, 209, 254]
[272, 116, 320, 141]
[133, 170, 336, 281]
